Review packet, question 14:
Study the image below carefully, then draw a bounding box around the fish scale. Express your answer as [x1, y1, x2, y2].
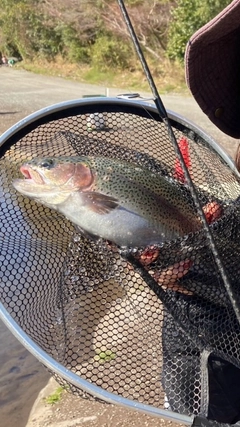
[89, 157, 198, 227]
[13, 155, 202, 248]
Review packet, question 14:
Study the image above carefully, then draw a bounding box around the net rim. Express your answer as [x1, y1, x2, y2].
[0, 97, 237, 178]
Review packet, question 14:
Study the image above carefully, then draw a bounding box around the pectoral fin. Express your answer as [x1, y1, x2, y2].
[83, 191, 119, 214]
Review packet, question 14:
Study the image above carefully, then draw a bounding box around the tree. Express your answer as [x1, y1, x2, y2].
[0, 0, 61, 59]
[100, 0, 174, 60]
[166, 0, 232, 62]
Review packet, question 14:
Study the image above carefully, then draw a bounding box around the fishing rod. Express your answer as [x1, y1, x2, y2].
[117, 0, 240, 324]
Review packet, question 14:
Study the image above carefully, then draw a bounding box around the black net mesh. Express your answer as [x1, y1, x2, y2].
[1, 99, 240, 424]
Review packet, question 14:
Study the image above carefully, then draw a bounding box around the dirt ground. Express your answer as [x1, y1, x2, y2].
[26, 378, 188, 427]
[0, 66, 239, 427]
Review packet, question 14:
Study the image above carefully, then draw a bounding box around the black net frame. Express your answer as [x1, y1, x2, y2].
[1, 97, 240, 425]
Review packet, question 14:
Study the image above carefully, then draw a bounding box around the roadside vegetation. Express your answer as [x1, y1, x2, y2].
[0, 0, 231, 92]
[44, 386, 66, 405]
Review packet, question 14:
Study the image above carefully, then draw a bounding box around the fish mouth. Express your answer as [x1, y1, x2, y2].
[20, 165, 45, 185]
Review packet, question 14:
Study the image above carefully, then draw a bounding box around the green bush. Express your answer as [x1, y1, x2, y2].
[0, 0, 61, 60]
[91, 35, 133, 70]
[55, 24, 91, 63]
[166, 0, 231, 62]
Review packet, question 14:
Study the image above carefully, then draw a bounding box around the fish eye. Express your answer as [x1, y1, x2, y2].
[39, 159, 55, 169]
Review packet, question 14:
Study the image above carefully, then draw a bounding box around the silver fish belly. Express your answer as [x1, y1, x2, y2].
[58, 192, 171, 247]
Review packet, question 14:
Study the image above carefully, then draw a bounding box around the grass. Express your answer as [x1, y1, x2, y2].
[16, 55, 188, 95]
[44, 386, 66, 405]
[94, 349, 116, 363]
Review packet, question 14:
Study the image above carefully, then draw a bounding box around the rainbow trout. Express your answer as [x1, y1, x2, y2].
[13, 156, 201, 247]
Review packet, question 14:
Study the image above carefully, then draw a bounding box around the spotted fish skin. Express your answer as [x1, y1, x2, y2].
[13, 155, 201, 247]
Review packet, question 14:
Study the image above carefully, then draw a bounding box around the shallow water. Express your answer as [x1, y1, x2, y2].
[0, 319, 49, 427]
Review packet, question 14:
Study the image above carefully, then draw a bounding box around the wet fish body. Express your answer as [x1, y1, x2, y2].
[13, 156, 201, 247]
